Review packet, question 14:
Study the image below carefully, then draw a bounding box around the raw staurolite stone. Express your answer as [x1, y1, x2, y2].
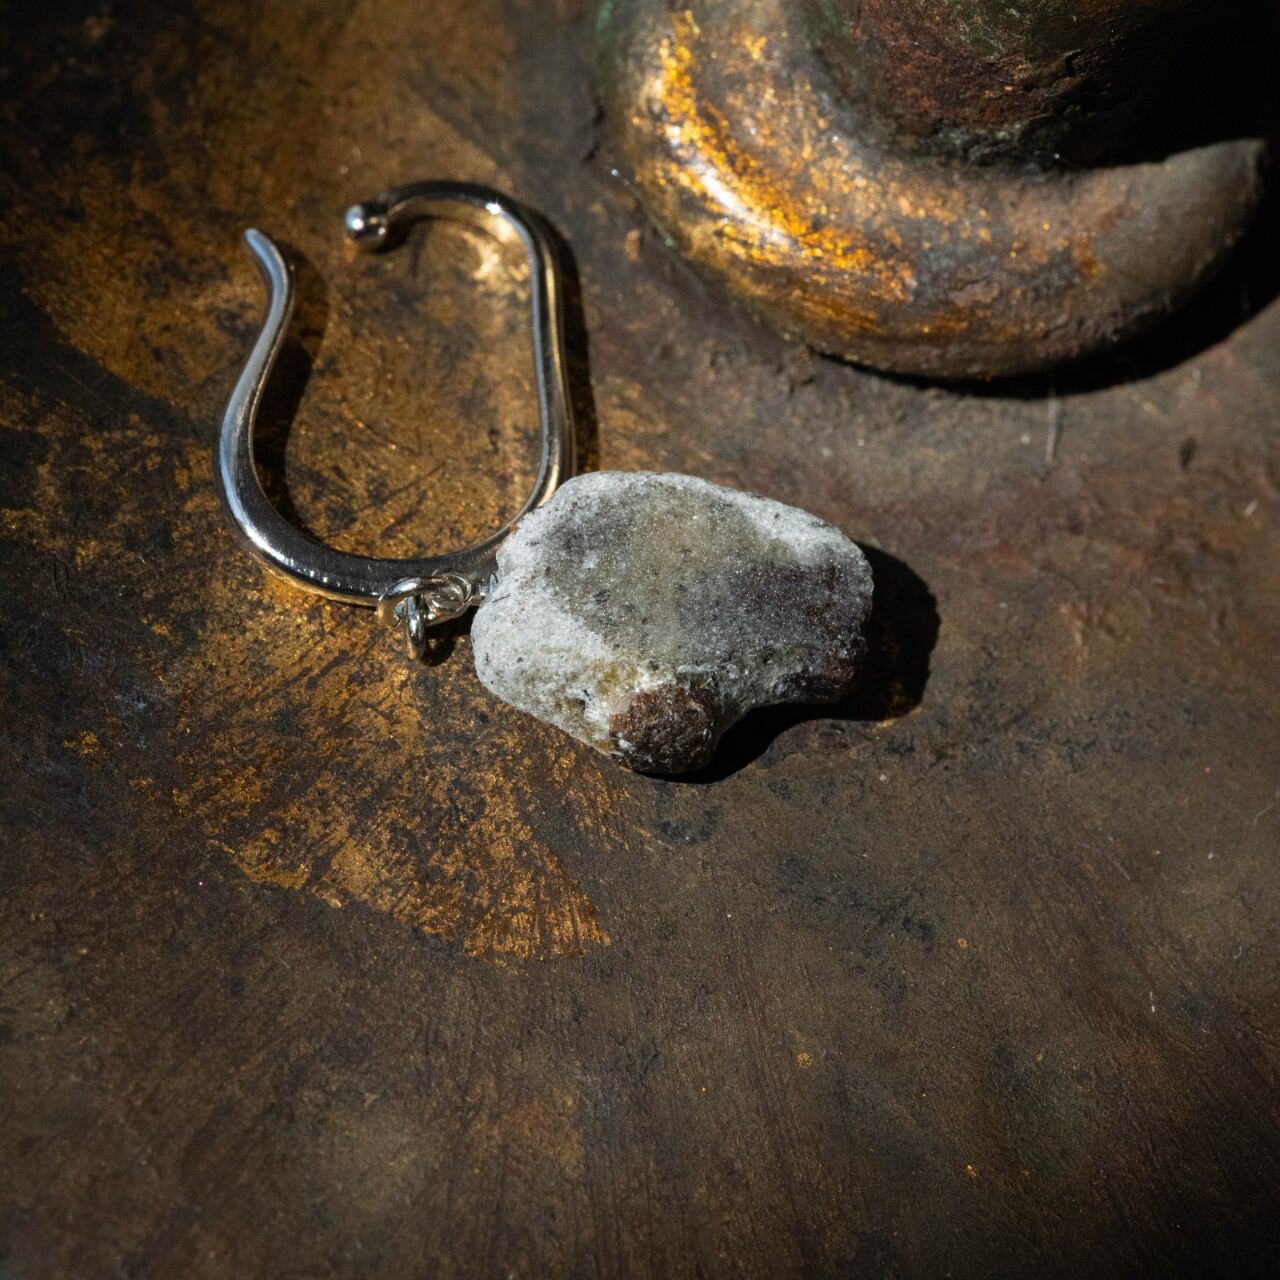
[472, 472, 874, 773]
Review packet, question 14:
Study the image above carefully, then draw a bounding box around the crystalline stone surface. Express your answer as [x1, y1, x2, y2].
[471, 472, 874, 773]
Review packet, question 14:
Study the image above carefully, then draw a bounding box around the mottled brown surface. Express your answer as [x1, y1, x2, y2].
[609, 684, 718, 774]
[801, 0, 1200, 159]
[2, 0, 1280, 1276]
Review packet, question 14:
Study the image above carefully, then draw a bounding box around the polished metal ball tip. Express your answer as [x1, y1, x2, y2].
[343, 203, 389, 251]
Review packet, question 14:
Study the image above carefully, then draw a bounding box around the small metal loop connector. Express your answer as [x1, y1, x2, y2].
[376, 574, 479, 659]
[215, 181, 575, 654]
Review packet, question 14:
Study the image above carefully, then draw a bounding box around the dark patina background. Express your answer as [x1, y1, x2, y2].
[2, 1, 1279, 1276]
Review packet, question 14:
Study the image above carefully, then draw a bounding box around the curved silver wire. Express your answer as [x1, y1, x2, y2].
[215, 181, 576, 622]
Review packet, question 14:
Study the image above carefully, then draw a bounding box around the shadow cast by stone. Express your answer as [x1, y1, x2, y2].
[675, 544, 939, 783]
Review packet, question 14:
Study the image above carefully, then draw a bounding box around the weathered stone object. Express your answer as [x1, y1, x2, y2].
[472, 472, 873, 772]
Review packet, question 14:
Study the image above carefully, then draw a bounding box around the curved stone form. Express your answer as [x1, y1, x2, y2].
[597, 0, 1272, 379]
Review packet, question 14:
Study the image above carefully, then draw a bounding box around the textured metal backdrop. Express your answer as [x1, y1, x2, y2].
[2, 1, 1279, 1276]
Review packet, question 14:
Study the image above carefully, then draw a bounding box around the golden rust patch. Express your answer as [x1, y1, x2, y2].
[168, 522, 616, 961]
[7, 214, 613, 964]
[65, 730, 103, 759]
[0, 0, 622, 963]
[649, 11, 902, 292]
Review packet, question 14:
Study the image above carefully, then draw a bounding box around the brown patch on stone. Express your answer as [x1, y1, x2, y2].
[736, 557, 868, 702]
[609, 682, 719, 773]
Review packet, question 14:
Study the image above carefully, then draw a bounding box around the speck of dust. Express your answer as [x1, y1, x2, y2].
[796, 1051, 814, 1069]
[956, 937, 969, 949]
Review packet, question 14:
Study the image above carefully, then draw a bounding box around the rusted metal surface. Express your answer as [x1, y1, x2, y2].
[2, 0, 1280, 1276]
[597, 0, 1274, 378]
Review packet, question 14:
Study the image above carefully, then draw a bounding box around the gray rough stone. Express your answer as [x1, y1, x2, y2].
[471, 472, 874, 773]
